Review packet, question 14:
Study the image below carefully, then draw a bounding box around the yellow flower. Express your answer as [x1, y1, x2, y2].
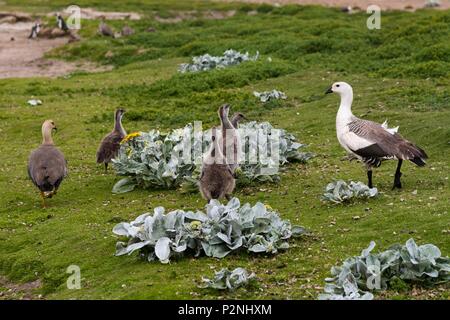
[121, 132, 141, 144]
[264, 204, 273, 210]
[190, 221, 202, 229]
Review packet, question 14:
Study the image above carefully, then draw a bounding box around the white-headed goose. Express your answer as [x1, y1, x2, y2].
[326, 82, 428, 189]
[96, 109, 127, 173]
[28, 120, 68, 207]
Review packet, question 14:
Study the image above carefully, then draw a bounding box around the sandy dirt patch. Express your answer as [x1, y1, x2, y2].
[0, 276, 42, 300]
[0, 21, 110, 79]
[223, 0, 450, 11]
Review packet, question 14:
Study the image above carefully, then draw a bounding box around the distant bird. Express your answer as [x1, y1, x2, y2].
[326, 82, 428, 189]
[425, 0, 441, 8]
[56, 13, 69, 31]
[121, 24, 134, 36]
[230, 112, 247, 128]
[28, 120, 68, 208]
[98, 17, 114, 37]
[28, 22, 41, 39]
[341, 6, 352, 13]
[96, 109, 127, 173]
[199, 105, 236, 201]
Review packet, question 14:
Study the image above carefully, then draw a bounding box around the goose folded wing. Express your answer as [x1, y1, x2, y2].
[97, 133, 123, 162]
[347, 118, 402, 159]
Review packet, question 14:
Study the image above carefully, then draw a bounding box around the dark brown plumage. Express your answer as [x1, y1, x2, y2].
[230, 112, 246, 129]
[121, 25, 134, 36]
[199, 105, 236, 201]
[98, 17, 114, 37]
[96, 109, 127, 173]
[28, 120, 68, 208]
[347, 118, 428, 168]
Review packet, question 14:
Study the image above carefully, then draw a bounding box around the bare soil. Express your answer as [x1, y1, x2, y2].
[0, 21, 110, 79]
[0, 276, 42, 300]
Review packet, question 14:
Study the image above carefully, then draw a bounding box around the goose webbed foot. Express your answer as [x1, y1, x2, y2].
[104, 163, 108, 174]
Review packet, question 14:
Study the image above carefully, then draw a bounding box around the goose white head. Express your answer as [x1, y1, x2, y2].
[326, 82, 354, 120]
[325, 82, 353, 96]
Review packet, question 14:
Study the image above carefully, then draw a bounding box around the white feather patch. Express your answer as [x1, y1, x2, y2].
[381, 120, 399, 135]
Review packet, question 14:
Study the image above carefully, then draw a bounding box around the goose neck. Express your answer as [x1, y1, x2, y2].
[42, 127, 54, 145]
[114, 112, 125, 134]
[337, 91, 354, 121]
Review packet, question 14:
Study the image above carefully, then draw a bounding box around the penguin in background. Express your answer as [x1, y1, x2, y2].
[28, 22, 41, 39]
[56, 13, 69, 32]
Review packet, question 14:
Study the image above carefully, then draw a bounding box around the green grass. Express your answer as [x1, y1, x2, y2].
[0, 1, 449, 300]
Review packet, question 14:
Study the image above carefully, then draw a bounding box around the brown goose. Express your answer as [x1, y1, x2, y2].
[121, 24, 134, 36]
[326, 81, 428, 189]
[96, 109, 127, 173]
[199, 104, 235, 201]
[28, 120, 68, 208]
[230, 112, 246, 128]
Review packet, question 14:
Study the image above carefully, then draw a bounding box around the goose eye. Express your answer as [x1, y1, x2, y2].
[336, 84, 340, 87]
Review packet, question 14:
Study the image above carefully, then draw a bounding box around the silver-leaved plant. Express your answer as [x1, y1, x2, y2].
[319, 238, 450, 300]
[179, 49, 259, 73]
[200, 267, 256, 291]
[113, 197, 307, 263]
[322, 180, 378, 204]
[112, 122, 313, 193]
[253, 89, 287, 102]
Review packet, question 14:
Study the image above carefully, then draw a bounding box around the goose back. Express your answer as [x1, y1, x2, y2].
[28, 145, 67, 192]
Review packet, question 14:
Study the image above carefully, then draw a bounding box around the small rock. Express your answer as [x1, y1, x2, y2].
[352, 215, 360, 220]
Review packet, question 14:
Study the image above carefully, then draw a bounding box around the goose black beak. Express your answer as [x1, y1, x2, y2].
[325, 87, 333, 94]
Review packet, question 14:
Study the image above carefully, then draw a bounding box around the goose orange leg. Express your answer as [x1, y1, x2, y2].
[40, 192, 47, 208]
